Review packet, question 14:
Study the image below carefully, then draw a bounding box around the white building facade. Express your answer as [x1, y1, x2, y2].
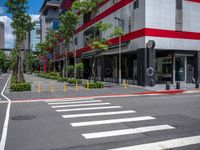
[58, 0, 200, 86]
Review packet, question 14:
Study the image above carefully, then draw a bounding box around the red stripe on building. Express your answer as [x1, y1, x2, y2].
[185, 0, 200, 3]
[145, 28, 200, 40]
[76, 0, 134, 33]
[55, 28, 200, 59]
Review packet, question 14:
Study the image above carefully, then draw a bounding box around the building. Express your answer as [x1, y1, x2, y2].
[57, 0, 200, 86]
[0, 21, 5, 49]
[30, 21, 41, 51]
[40, 0, 60, 43]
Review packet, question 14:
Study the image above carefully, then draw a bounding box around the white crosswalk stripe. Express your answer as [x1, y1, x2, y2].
[71, 116, 156, 127]
[62, 110, 136, 118]
[82, 125, 175, 139]
[56, 106, 122, 112]
[108, 135, 200, 150]
[45, 98, 94, 103]
[48, 100, 102, 105]
[51, 102, 111, 108]
[45, 98, 198, 150]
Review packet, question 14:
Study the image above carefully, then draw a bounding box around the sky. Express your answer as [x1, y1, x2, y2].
[0, 0, 43, 49]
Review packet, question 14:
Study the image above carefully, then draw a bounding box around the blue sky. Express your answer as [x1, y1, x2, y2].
[0, 0, 43, 15]
[0, 0, 43, 48]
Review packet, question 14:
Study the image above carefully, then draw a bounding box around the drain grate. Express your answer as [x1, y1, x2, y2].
[11, 114, 36, 121]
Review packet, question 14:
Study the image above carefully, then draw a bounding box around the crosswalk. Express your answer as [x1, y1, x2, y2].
[45, 98, 200, 150]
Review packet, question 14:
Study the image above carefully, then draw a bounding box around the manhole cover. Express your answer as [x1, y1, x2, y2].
[11, 114, 36, 121]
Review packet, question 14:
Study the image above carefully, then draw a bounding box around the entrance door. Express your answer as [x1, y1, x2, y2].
[175, 56, 186, 82]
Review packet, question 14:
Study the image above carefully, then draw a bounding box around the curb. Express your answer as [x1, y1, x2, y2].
[9, 89, 200, 103]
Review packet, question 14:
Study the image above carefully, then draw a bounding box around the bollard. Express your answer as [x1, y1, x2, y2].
[166, 82, 170, 90]
[87, 80, 89, 90]
[76, 81, 78, 91]
[195, 81, 199, 88]
[176, 82, 180, 89]
[124, 80, 127, 89]
[51, 81, 54, 93]
[64, 82, 67, 92]
[38, 81, 40, 93]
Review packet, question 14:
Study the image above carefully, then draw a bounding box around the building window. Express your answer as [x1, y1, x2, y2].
[176, 0, 182, 9]
[36, 29, 41, 35]
[134, 0, 139, 9]
[176, 0, 183, 31]
[84, 13, 92, 24]
[113, 0, 120, 4]
[156, 57, 173, 82]
[74, 37, 78, 45]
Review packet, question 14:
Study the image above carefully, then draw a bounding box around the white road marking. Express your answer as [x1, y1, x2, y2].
[52, 102, 111, 108]
[108, 135, 200, 150]
[45, 98, 95, 103]
[83, 125, 175, 139]
[152, 94, 200, 99]
[71, 116, 156, 127]
[48, 100, 102, 105]
[62, 110, 136, 118]
[184, 91, 200, 94]
[0, 75, 11, 150]
[56, 106, 122, 112]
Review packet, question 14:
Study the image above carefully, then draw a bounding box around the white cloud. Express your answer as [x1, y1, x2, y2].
[0, 14, 40, 49]
[0, 16, 14, 49]
[30, 14, 40, 22]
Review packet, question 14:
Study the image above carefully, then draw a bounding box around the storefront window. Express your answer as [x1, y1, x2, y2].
[156, 57, 173, 82]
[175, 56, 185, 81]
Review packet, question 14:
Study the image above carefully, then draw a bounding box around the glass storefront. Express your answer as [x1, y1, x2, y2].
[156, 57, 173, 82]
[175, 56, 186, 82]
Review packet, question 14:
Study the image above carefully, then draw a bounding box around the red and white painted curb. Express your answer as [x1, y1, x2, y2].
[0, 89, 199, 103]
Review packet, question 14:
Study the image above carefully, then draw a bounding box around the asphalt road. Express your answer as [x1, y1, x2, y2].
[1, 74, 200, 150]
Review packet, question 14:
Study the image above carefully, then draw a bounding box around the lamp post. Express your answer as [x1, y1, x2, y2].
[114, 17, 124, 85]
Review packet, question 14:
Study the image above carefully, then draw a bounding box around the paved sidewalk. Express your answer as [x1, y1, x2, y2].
[144, 83, 198, 91]
[4, 74, 150, 101]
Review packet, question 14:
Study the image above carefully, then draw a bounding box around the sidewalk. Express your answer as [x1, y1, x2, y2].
[4, 74, 200, 101]
[4, 74, 150, 101]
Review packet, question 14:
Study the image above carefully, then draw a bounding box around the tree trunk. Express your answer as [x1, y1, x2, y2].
[92, 54, 97, 82]
[16, 47, 25, 82]
[62, 58, 67, 78]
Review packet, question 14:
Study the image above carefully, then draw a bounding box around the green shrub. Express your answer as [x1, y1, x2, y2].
[11, 76, 19, 84]
[84, 82, 104, 89]
[11, 82, 31, 92]
[75, 63, 84, 79]
[67, 78, 82, 84]
[66, 65, 74, 78]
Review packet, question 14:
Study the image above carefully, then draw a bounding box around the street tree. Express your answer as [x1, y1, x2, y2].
[6, 0, 35, 82]
[0, 49, 6, 72]
[72, 0, 110, 81]
[59, 10, 79, 78]
[89, 22, 112, 82]
[45, 30, 62, 72]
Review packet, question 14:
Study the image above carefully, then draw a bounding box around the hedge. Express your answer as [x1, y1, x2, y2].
[37, 73, 82, 84]
[11, 82, 31, 92]
[68, 78, 82, 84]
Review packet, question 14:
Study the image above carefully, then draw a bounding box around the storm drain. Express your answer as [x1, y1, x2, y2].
[11, 114, 36, 121]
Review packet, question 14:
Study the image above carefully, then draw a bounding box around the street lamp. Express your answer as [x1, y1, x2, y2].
[114, 17, 124, 85]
